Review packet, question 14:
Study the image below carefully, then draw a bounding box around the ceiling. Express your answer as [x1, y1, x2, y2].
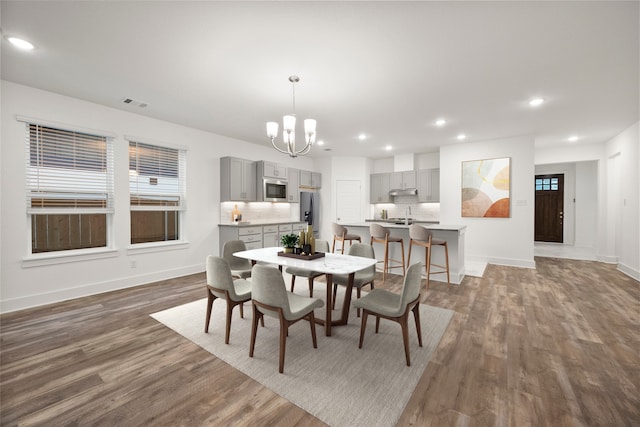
[1, 1, 638, 159]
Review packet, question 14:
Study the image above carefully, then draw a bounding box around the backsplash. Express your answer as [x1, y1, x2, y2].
[220, 202, 298, 224]
[371, 195, 440, 221]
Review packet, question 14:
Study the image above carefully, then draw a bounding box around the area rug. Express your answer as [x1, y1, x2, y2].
[151, 281, 453, 427]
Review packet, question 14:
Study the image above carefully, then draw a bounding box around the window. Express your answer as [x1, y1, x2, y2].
[26, 123, 114, 254]
[128, 140, 186, 244]
[535, 177, 559, 191]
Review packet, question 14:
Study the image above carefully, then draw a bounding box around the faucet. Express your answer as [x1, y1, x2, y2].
[405, 206, 412, 225]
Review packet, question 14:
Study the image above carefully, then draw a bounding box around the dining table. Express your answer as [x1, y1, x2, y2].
[233, 246, 377, 336]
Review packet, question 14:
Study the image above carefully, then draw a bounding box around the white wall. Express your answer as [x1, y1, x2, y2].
[574, 161, 598, 248]
[0, 81, 315, 312]
[440, 136, 536, 268]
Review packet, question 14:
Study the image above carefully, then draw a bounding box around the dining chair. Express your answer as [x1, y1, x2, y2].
[286, 239, 330, 297]
[331, 243, 376, 317]
[204, 255, 252, 344]
[369, 223, 406, 282]
[331, 222, 362, 254]
[353, 261, 423, 366]
[406, 224, 450, 290]
[249, 264, 324, 373]
[222, 240, 253, 279]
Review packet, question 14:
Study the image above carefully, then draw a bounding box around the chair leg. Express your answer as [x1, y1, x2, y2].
[400, 315, 411, 366]
[332, 237, 337, 253]
[407, 239, 413, 269]
[308, 312, 318, 348]
[444, 242, 451, 285]
[279, 318, 287, 374]
[375, 315, 381, 333]
[400, 241, 406, 276]
[205, 290, 215, 333]
[356, 288, 362, 317]
[224, 301, 233, 344]
[249, 304, 260, 357]
[239, 301, 244, 318]
[332, 284, 338, 310]
[358, 310, 368, 349]
[290, 275, 296, 292]
[383, 241, 389, 282]
[412, 303, 423, 347]
[308, 276, 314, 297]
[425, 245, 432, 291]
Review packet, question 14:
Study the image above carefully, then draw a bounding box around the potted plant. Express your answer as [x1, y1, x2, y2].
[280, 234, 299, 253]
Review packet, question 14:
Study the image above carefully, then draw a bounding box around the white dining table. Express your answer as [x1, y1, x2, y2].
[233, 247, 377, 336]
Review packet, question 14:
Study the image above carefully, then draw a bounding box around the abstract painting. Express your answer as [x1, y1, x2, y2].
[461, 157, 510, 218]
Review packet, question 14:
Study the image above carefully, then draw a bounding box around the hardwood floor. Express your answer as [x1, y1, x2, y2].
[1, 258, 638, 426]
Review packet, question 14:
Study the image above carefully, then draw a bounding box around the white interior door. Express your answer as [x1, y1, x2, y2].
[336, 180, 361, 223]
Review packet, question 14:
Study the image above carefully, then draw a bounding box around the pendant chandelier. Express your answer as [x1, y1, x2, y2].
[266, 76, 316, 158]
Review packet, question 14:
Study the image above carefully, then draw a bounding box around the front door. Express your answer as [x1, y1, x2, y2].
[535, 174, 564, 243]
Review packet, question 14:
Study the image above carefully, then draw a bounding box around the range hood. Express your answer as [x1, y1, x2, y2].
[389, 188, 418, 196]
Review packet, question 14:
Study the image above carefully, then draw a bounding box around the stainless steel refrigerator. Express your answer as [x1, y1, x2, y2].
[299, 191, 320, 238]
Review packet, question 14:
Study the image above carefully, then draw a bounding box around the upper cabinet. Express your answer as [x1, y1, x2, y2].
[300, 170, 322, 189]
[370, 173, 391, 203]
[390, 171, 417, 189]
[220, 157, 257, 202]
[417, 168, 440, 202]
[257, 161, 287, 179]
[287, 168, 300, 203]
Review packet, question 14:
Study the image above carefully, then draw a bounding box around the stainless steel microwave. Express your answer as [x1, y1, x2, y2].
[262, 178, 288, 202]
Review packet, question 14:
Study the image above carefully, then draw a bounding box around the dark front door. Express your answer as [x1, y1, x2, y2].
[535, 174, 564, 243]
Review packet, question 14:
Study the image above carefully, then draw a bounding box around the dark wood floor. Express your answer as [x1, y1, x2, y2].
[1, 257, 638, 426]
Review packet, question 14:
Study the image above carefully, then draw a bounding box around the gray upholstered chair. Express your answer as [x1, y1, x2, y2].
[222, 240, 253, 279]
[286, 239, 330, 297]
[249, 264, 324, 373]
[406, 224, 450, 290]
[331, 223, 362, 254]
[369, 223, 406, 281]
[205, 255, 252, 344]
[331, 243, 376, 316]
[353, 262, 424, 366]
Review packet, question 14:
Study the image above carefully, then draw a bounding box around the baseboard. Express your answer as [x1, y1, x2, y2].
[618, 263, 640, 281]
[597, 254, 619, 264]
[0, 264, 204, 314]
[466, 254, 536, 269]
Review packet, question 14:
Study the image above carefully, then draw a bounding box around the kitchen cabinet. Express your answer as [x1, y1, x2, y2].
[257, 161, 287, 179]
[390, 171, 416, 189]
[370, 173, 391, 203]
[219, 221, 307, 254]
[278, 224, 293, 241]
[300, 170, 322, 188]
[417, 168, 440, 202]
[287, 168, 300, 202]
[263, 225, 279, 247]
[220, 157, 256, 201]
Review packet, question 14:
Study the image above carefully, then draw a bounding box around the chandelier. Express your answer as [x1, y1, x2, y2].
[266, 76, 317, 158]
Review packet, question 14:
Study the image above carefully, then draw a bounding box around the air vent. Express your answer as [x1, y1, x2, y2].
[121, 98, 148, 108]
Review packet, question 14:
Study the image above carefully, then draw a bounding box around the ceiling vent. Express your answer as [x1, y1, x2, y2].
[121, 98, 148, 108]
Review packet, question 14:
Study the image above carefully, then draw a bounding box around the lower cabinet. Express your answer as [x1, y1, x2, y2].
[219, 222, 307, 254]
[263, 225, 279, 247]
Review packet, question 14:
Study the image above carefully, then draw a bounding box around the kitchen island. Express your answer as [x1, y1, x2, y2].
[339, 222, 466, 284]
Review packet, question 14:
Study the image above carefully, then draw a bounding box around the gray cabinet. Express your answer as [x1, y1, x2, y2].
[287, 168, 300, 203]
[258, 161, 287, 179]
[263, 225, 279, 247]
[300, 170, 322, 188]
[220, 157, 256, 202]
[370, 173, 391, 203]
[417, 168, 440, 202]
[390, 171, 417, 189]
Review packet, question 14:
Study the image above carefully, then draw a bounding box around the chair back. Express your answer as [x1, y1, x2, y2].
[222, 240, 252, 270]
[369, 223, 390, 239]
[399, 262, 423, 309]
[206, 256, 240, 299]
[251, 264, 292, 318]
[315, 239, 330, 253]
[409, 224, 431, 242]
[348, 243, 376, 280]
[332, 222, 347, 237]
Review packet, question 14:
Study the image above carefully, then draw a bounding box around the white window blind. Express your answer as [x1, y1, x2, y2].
[128, 140, 186, 211]
[26, 123, 114, 214]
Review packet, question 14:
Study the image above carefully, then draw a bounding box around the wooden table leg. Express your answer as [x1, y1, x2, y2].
[331, 272, 355, 326]
[324, 273, 333, 336]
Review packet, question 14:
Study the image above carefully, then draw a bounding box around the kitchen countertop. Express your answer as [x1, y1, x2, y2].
[219, 220, 307, 227]
[344, 221, 466, 232]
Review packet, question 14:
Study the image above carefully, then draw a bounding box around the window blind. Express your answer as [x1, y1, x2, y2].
[128, 140, 186, 211]
[26, 124, 114, 214]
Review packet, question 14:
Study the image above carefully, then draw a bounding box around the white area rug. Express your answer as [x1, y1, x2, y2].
[151, 282, 453, 427]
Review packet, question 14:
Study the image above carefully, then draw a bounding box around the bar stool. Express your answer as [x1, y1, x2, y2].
[369, 223, 406, 281]
[331, 223, 362, 254]
[406, 224, 450, 290]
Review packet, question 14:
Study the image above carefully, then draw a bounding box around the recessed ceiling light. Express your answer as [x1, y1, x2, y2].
[385, 145, 393, 151]
[529, 98, 545, 107]
[457, 134, 467, 140]
[435, 119, 447, 127]
[7, 37, 34, 50]
[316, 140, 325, 146]
[358, 133, 367, 141]
[568, 135, 579, 142]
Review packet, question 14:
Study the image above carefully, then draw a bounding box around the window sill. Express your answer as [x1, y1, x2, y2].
[127, 241, 189, 255]
[22, 248, 119, 268]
